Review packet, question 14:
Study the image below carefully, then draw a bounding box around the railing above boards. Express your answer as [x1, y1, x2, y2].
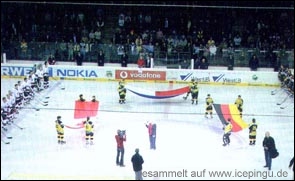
[1, 42, 294, 68]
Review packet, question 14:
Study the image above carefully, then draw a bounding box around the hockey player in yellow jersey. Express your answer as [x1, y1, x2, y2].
[183, 78, 195, 100]
[235, 95, 243, 117]
[249, 118, 258, 145]
[83, 116, 94, 145]
[190, 81, 199, 104]
[55, 116, 66, 144]
[205, 94, 214, 118]
[118, 81, 126, 104]
[119, 79, 126, 86]
[223, 118, 233, 146]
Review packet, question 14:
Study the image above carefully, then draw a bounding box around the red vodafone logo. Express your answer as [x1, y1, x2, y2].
[115, 70, 166, 81]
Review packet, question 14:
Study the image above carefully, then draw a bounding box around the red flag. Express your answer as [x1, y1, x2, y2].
[74, 101, 99, 119]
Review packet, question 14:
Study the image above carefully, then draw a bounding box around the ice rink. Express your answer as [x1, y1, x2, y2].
[1, 78, 294, 180]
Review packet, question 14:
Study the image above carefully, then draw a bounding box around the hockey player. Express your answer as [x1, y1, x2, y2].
[17, 80, 24, 96]
[1, 110, 8, 131]
[13, 83, 24, 109]
[183, 78, 195, 100]
[91, 95, 98, 102]
[7, 90, 17, 113]
[35, 64, 44, 90]
[118, 82, 126, 104]
[119, 79, 126, 86]
[78, 94, 86, 102]
[19, 77, 33, 104]
[190, 81, 199, 105]
[205, 94, 214, 118]
[55, 116, 66, 144]
[29, 70, 40, 92]
[43, 61, 50, 89]
[249, 118, 258, 145]
[83, 117, 94, 145]
[6, 93, 18, 118]
[223, 118, 233, 146]
[235, 95, 243, 117]
[1, 97, 14, 125]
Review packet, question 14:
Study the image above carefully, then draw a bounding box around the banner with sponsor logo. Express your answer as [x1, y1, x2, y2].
[1, 64, 280, 86]
[115, 70, 166, 81]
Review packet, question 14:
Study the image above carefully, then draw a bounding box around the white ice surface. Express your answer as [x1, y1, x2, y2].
[1, 79, 294, 180]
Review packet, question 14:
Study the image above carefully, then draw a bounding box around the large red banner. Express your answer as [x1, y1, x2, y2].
[74, 101, 99, 119]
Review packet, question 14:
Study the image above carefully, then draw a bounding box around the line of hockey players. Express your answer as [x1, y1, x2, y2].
[1, 61, 50, 132]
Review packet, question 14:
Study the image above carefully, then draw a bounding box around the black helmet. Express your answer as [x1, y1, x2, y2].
[57, 116, 61, 119]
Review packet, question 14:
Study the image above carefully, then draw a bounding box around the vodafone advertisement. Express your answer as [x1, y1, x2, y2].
[115, 70, 166, 81]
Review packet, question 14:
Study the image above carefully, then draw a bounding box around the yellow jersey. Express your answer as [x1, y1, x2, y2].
[224, 123, 233, 134]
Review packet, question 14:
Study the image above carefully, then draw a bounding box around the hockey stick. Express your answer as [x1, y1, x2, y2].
[280, 98, 294, 109]
[1, 132, 13, 139]
[12, 122, 24, 130]
[1, 138, 10, 144]
[34, 93, 50, 100]
[271, 82, 288, 95]
[271, 87, 285, 95]
[280, 104, 289, 109]
[271, 88, 280, 95]
[2, 126, 8, 132]
[29, 99, 48, 107]
[28, 102, 42, 111]
[28, 87, 55, 109]
[29, 94, 49, 107]
[33, 89, 50, 100]
[1, 117, 8, 132]
[277, 94, 293, 105]
[35, 93, 49, 101]
[51, 77, 65, 90]
[36, 98, 49, 106]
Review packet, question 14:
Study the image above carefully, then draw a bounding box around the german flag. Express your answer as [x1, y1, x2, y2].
[74, 101, 99, 119]
[213, 104, 248, 132]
